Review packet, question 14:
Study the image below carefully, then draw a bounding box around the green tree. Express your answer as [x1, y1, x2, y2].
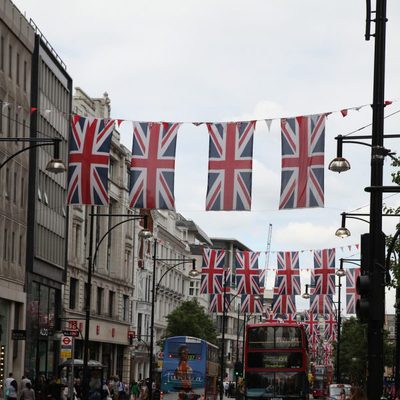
[164, 299, 218, 344]
[337, 317, 367, 385]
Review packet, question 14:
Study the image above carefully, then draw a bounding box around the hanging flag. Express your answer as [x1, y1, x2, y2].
[209, 293, 231, 313]
[235, 251, 261, 294]
[67, 117, 114, 205]
[206, 121, 256, 211]
[274, 251, 301, 295]
[264, 307, 279, 323]
[313, 248, 336, 295]
[346, 267, 361, 314]
[240, 294, 263, 314]
[200, 248, 227, 294]
[129, 122, 181, 210]
[310, 294, 334, 315]
[304, 311, 320, 338]
[323, 313, 337, 341]
[281, 313, 298, 323]
[279, 114, 326, 209]
[271, 295, 296, 315]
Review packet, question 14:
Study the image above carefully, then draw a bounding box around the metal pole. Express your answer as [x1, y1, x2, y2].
[368, 1, 387, 398]
[219, 270, 227, 400]
[395, 287, 400, 394]
[235, 303, 240, 398]
[149, 238, 157, 400]
[83, 206, 95, 398]
[336, 277, 342, 383]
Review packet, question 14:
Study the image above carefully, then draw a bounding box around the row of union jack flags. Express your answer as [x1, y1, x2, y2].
[200, 248, 360, 315]
[67, 114, 326, 210]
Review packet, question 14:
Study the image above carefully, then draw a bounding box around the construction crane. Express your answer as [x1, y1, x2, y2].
[265, 223, 273, 269]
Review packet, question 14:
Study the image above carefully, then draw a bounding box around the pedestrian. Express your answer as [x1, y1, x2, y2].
[21, 376, 32, 392]
[130, 380, 140, 400]
[118, 380, 126, 400]
[20, 382, 35, 400]
[152, 385, 161, 400]
[5, 373, 18, 400]
[223, 381, 229, 397]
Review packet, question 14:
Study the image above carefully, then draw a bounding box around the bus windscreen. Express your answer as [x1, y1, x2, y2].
[248, 326, 303, 349]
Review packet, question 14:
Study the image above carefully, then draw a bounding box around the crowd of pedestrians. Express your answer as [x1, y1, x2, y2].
[2, 372, 158, 400]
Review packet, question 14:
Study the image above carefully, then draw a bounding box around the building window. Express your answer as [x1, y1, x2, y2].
[8, 45, 12, 78]
[123, 295, 129, 321]
[69, 278, 78, 310]
[3, 228, 7, 260]
[18, 234, 23, 265]
[0, 36, 4, 70]
[96, 287, 103, 315]
[5, 168, 9, 199]
[11, 232, 15, 263]
[137, 313, 142, 340]
[7, 107, 11, 137]
[189, 280, 200, 296]
[83, 282, 89, 312]
[23, 61, 27, 91]
[13, 172, 17, 203]
[16, 53, 19, 85]
[109, 291, 115, 317]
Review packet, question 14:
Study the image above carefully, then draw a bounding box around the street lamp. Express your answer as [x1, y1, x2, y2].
[148, 239, 198, 400]
[82, 212, 151, 397]
[335, 213, 370, 238]
[0, 137, 66, 172]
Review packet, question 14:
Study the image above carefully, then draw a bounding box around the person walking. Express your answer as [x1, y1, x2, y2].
[130, 380, 140, 400]
[5, 373, 18, 400]
[20, 382, 35, 400]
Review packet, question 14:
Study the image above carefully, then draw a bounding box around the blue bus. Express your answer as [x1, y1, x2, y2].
[161, 336, 219, 400]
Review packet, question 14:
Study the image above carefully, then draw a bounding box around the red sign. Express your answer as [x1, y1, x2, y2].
[128, 330, 136, 339]
[62, 336, 72, 346]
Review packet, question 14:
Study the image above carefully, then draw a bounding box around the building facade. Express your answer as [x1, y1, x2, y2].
[0, 0, 35, 382]
[24, 22, 72, 379]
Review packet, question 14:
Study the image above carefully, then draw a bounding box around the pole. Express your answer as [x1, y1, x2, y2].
[241, 312, 246, 370]
[395, 287, 400, 394]
[336, 277, 342, 383]
[368, 1, 387, 398]
[235, 304, 240, 397]
[83, 206, 95, 398]
[149, 238, 157, 400]
[219, 270, 227, 400]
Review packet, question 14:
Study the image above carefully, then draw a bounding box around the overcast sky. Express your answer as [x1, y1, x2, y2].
[14, 0, 400, 313]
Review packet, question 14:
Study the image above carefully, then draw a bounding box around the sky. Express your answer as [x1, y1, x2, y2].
[14, 0, 400, 313]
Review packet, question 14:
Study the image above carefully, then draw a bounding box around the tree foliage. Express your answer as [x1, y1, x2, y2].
[164, 299, 218, 344]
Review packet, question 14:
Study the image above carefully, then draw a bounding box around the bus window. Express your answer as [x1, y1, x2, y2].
[275, 326, 302, 348]
[248, 327, 274, 349]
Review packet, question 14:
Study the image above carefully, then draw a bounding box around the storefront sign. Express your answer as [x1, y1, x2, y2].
[11, 330, 26, 340]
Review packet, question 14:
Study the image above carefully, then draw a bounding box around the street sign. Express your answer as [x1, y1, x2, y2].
[62, 329, 79, 337]
[60, 349, 72, 359]
[11, 330, 26, 340]
[62, 336, 72, 346]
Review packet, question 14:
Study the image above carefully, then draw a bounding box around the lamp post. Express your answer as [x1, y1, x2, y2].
[82, 212, 152, 397]
[334, 262, 346, 383]
[148, 239, 199, 400]
[0, 137, 66, 172]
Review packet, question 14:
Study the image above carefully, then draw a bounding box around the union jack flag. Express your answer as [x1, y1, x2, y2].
[279, 114, 326, 209]
[200, 248, 227, 294]
[272, 295, 296, 315]
[310, 294, 334, 315]
[264, 308, 279, 323]
[129, 122, 181, 210]
[259, 267, 268, 289]
[304, 311, 319, 338]
[240, 294, 263, 314]
[206, 121, 256, 211]
[274, 251, 301, 295]
[346, 267, 361, 314]
[235, 251, 261, 295]
[67, 116, 114, 205]
[209, 293, 231, 313]
[313, 248, 336, 295]
[281, 313, 298, 323]
[324, 313, 337, 341]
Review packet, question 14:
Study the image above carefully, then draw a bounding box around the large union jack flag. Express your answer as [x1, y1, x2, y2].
[279, 114, 326, 209]
[274, 251, 301, 295]
[313, 248, 336, 295]
[235, 251, 261, 295]
[67, 116, 114, 205]
[209, 293, 231, 313]
[200, 248, 227, 294]
[310, 294, 334, 315]
[272, 295, 296, 315]
[264, 308, 279, 323]
[346, 267, 361, 314]
[304, 311, 320, 338]
[324, 313, 337, 341]
[129, 122, 181, 210]
[240, 294, 263, 314]
[206, 121, 256, 211]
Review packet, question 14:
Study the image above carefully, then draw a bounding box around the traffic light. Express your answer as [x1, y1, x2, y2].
[234, 361, 243, 377]
[356, 232, 385, 323]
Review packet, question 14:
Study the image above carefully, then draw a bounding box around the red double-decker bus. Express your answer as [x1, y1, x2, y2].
[244, 322, 309, 400]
